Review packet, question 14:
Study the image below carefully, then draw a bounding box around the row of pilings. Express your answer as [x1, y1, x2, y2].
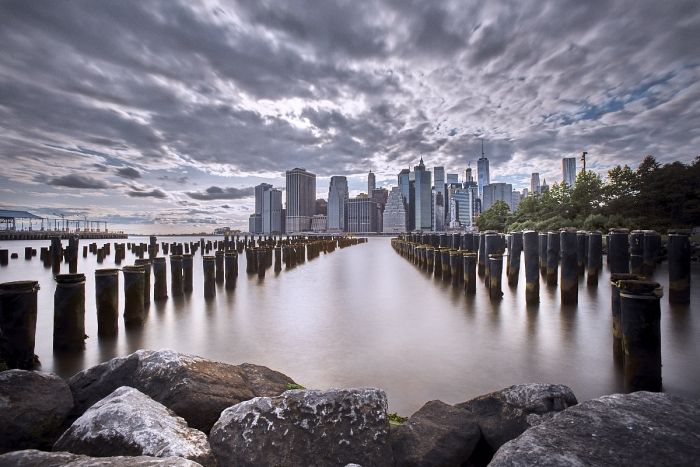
[391, 228, 694, 393]
[0, 234, 366, 370]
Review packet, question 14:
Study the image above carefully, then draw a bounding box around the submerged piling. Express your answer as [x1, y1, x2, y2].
[488, 254, 503, 300]
[668, 231, 691, 303]
[203, 256, 216, 298]
[610, 273, 639, 363]
[122, 265, 145, 327]
[134, 259, 151, 305]
[587, 231, 603, 286]
[152, 257, 168, 300]
[182, 254, 194, 293]
[560, 228, 578, 304]
[629, 230, 644, 276]
[170, 255, 183, 297]
[642, 230, 661, 275]
[95, 269, 119, 336]
[463, 252, 477, 295]
[53, 273, 86, 352]
[0, 281, 39, 368]
[215, 251, 225, 283]
[523, 231, 539, 304]
[546, 231, 560, 286]
[508, 231, 522, 286]
[608, 228, 630, 274]
[225, 251, 238, 289]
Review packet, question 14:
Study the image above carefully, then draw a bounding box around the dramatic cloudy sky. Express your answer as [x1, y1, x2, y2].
[1, 0, 699, 233]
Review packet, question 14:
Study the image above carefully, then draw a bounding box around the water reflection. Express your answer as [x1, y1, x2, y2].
[0, 236, 698, 414]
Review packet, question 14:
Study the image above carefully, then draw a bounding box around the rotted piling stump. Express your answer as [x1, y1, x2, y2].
[225, 251, 238, 289]
[668, 231, 691, 303]
[608, 228, 630, 274]
[53, 273, 86, 351]
[629, 230, 644, 276]
[0, 280, 40, 369]
[546, 231, 560, 286]
[538, 232, 548, 275]
[508, 231, 523, 286]
[463, 253, 477, 295]
[215, 251, 225, 283]
[182, 254, 194, 293]
[488, 254, 503, 300]
[523, 230, 540, 304]
[152, 257, 168, 300]
[587, 231, 603, 286]
[610, 273, 640, 363]
[203, 256, 216, 298]
[134, 259, 151, 305]
[449, 250, 462, 287]
[560, 228, 578, 304]
[642, 230, 661, 276]
[122, 265, 145, 327]
[170, 255, 183, 297]
[95, 269, 119, 337]
[576, 231, 588, 276]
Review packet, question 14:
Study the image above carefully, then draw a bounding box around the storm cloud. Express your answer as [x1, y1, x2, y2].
[47, 174, 111, 189]
[186, 186, 255, 201]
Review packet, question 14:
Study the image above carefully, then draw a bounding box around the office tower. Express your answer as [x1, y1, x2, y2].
[414, 157, 432, 231]
[346, 197, 379, 233]
[433, 166, 445, 231]
[372, 187, 389, 232]
[408, 178, 416, 231]
[482, 183, 513, 211]
[433, 166, 445, 195]
[562, 157, 576, 186]
[523, 188, 529, 197]
[255, 183, 272, 217]
[311, 215, 327, 232]
[327, 176, 348, 232]
[251, 183, 273, 234]
[383, 187, 407, 233]
[477, 154, 490, 199]
[315, 198, 327, 215]
[285, 168, 316, 233]
[368, 170, 376, 195]
[530, 173, 540, 194]
[397, 168, 413, 230]
[248, 214, 261, 234]
[433, 190, 445, 231]
[447, 185, 478, 230]
[541, 178, 549, 193]
[446, 173, 459, 184]
[511, 190, 522, 211]
[262, 187, 283, 234]
[465, 166, 474, 183]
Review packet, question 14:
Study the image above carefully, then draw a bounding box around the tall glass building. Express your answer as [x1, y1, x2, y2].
[482, 182, 513, 211]
[327, 176, 348, 232]
[346, 197, 379, 233]
[562, 157, 576, 186]
[285, 168, 316, 233]
[383, 187, 407, 233]
[477, 156, 490, 200]
[413, 157, 432, 231]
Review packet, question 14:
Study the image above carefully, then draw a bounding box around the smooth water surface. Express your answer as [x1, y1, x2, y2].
[1, 236, 698, 414]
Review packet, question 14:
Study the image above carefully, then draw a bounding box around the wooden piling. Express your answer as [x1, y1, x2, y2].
[0, 281, 39, 368]
[53, 273, 86, 351]
[95, 269, 119, 337]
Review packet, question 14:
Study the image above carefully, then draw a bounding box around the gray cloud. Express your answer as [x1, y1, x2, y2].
[186, 186, 254, 201]
[115, 167, 141, 179]
[47, 174, 111, 189]
[127, 188, 167, 199]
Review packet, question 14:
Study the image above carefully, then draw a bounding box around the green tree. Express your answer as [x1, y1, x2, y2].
[477, 200, 510, 232]
[571, 170, 604, 220]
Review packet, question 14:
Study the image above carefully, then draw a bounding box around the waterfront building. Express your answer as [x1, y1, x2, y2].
[482, 182, 513, 211]
[477, 155, 490, 200]
[368, 170, 376, 195]
[262, 187, 283, 234]
[315, 198, 327, 215]
[448, 185, 478, 229]
[414, 157, 432, 231]
[397, 168, 413, 231]
[311, 214, 327, 232]
[371, 187, 389, 233]
[285, 168, 316, 233]
[383, 187, 407, 233]
[250, 183, 273, 234]
[328, 176, 349, 232]
[433, 190, 445, 231]
[433, 166, 445, 230]
[530, 173, 540, 194]
[248, 214, 261, 234]
[562, 157, 576, 186]
[346, 197, 379, 233]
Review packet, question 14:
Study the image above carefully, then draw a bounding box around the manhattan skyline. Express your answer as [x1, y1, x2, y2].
[1, 1, 699, 233]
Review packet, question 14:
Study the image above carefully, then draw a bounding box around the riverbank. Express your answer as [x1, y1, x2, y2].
[1, 349, 698, 466]
[0, 231, 127, 241]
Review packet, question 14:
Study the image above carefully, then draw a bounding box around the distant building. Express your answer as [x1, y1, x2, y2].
[562, 157, 576, 186]
[346, 197, 379, 233]
[511, 190, 523, 211]
[285, 168, 316, 233]
[383, 187, 407, 233]
[371, 187, 389, 233]
[432, 190, 445, 231]
[482, 182, 513, 211]
[433, 166, 445, 230]
[311, 214, 327, 232]
[248, 214, 261, 234]
[464, 166, 474, 183]
[541, 178, 549, 193]
[448, 185, 478, 230]
[530, 173, 540, 195]
[315, 198, 327, 215]
[327, 176, 348, 232]
[368, 170, 376, 195]
[251, 183, 273, 234]
[446, 173, 459, 184]
[262, 187, 283, 234]
[477, 155, 490, 200]
[414, 157, 432, 231]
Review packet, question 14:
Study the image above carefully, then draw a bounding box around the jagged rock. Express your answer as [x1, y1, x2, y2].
[391, 400, 481, 467]
[455, 383, 577, 453]
[489, 392, 700, 466]
[54, 386, 214, 466]
[0, 449, 202, 466]
[0, 370, 73, 453]
[68, 349, 296, 432]
[209, 388, 393, 467]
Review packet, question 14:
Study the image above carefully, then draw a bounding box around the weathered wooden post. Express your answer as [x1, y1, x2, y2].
[484, 232, 500, 287]
[477, 233, 486, 276]
[134, 259, 151, 305]
[610, 273, 639, 363]
[95, 269, 119, 337]
[274, 247, 282, 272]
[560, 228, 578, 304]
[463, 252, 477, 295]
[68, 236, 79, 274]
[170, 255, 183, 297]
[0, 281, 39, 368]
[215, 251, 225, 283]
[203, 256, 216, 298]
[179, 254, 192, 293]
[629, 230, 644, 276]
[508, 231, 522, 286]
[152, 257, 168, 300]
[608, 228, 630, 274]
[51, 236, 62, 274]
[449, 250, 461, 286]
[24, 246, 32, 260]
[488, 254, 503, 300]
[587, 231, 603, 286]
[53, 273, 86, 351]
[225, 251, 238, 289]
[523, 230, 539, 304]
[0, 249, 8, 266]
[642, 230, 661, 275]
[257, 249, 267, 278]
[538, 232, 548, 275]
[440, 249, 450, 281]
[619, 279, 663, 392]
[668, 231, 691, 303]
[576, 231, 587, 276]
[546, 231, 560, 286]
[122, 265, 145, 327]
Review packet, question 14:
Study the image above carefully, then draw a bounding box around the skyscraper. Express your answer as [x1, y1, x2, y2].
[251, 182, 273, 233]
[327, 176, 348, 232]
[262, 187, 283, 234]
[562, 157, 576, 186]
[477, 149, 490, 200]
[368, 170, 376, 195]
[413, 157, 432, 231]
[346, 197, 379, 233]
[383, 187, 407, 233]
[397, 168, 413, 230]
[530, 173, 540, 195]
[285, 168, 316, 233]
[446, 173, 459, 184]
[433, 166, 445, 230]
[465, 166, 474, 183]
[482, 183, 513, 211]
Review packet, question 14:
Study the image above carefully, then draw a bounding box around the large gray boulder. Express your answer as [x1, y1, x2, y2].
[54, 386, 214, 466]
[391, 400, 481, 467]
[0, 370, 74, 453]
[209, 388, 393, 467]
[456, 383, 577, 453]
[0, 449, 202, 466]
[68, 349, 296, 432]
[489, 392, 700, 467]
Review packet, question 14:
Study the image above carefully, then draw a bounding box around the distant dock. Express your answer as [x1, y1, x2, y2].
[0, 231, 127, 241]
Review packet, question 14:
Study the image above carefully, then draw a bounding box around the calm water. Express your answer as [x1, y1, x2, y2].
[1, 236, 698, 415]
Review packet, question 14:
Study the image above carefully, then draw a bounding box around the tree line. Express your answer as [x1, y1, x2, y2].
[477, 155, 700, 233]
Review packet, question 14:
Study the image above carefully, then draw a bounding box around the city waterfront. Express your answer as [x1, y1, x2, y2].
[1, 236, 697, 415]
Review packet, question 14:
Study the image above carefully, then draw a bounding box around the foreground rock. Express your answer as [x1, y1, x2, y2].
[456, 383, 577, 454]
[54, 386, 214, 466]
[68, 349, 296, 432]
[209, 388, 392, 467]
[490, 392, 700, 467]
[0, 449, 202, 466]
[0, 370, 73, 453]
[391, 400, 481, 467]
